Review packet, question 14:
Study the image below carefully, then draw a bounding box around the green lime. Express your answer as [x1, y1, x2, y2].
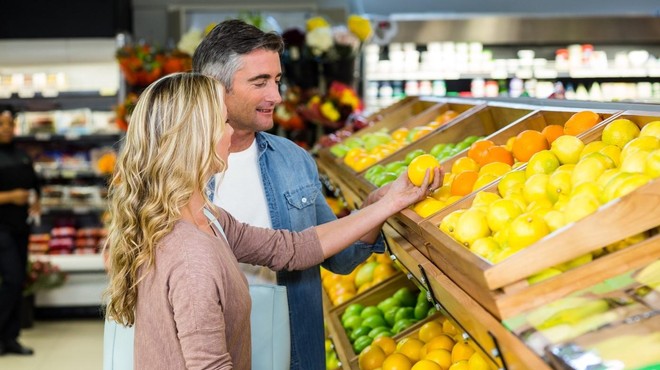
[342, 315, 363, 331]
[384, 160, 407, 172]
[364, 165, 386, 182]
[394, 306, 415, 322]
[392, 318, 418, 334]
[377, 297, 402, 313]
[360, 306, 382, 319]
[430, 143, 449, 157]
[393, 287, 417, 307]
[427, 306, 439, 317]
[353, 335, 373, 353]
[417, 290, 428, 304]
[368, 326, 391, 338]
[414, 301, 431, 320]
[404, 149, 426, 165]
[373, 330, 393, 339]
[343, 303, 365, 319]
[362, 315, 387, 329]
[349, 326, 372, 342]
[383, 306, 399, 327]
[373, 171, 398, 187]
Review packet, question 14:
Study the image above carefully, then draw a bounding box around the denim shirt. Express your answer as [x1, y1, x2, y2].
[251, 132, 384, 370]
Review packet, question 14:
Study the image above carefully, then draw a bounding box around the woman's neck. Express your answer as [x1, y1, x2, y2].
[180, 191, 214, 236]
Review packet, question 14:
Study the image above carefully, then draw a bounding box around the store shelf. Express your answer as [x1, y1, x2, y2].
[30, 254, 104, 273]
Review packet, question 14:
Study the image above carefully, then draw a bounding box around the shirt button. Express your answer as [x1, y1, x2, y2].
[301, 197, 307, 203]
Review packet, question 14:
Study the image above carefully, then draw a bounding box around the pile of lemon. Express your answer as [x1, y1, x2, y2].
[439, 119, 660, 270]
[322, 253, 398, 305]
[358, 318, 491, 370]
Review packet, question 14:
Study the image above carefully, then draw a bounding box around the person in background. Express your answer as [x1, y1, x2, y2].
[103, 72, 440, 369]
[192, 19, 384, 369]
[0, 105, 40, 356]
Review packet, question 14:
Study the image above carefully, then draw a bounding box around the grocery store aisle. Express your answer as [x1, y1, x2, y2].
[0, 319, 104, 370]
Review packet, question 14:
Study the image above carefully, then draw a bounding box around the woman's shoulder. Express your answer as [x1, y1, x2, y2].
[158, 221, 224, 263]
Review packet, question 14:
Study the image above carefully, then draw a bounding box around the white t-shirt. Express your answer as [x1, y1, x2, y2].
[213, 139, 277, 284]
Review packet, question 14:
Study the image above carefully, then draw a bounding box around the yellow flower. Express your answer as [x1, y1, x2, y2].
[204, 22, 218, 36]
[348, 15, 372, 41]
[306, 16, 330, 32]
[320, 101, 341, 122]
[340, 90, 359, 110]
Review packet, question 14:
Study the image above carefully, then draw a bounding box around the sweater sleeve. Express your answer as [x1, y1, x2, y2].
[215, 207, 324, 271]
[168, 234, 233, 370]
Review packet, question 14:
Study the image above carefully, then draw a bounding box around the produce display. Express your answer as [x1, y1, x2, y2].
[437, 119, 660, 271]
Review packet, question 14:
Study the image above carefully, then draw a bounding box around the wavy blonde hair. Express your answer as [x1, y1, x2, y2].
[104, 73, 227, 326]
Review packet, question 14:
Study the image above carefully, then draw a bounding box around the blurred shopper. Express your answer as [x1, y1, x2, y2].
[0, 105, 40, 356]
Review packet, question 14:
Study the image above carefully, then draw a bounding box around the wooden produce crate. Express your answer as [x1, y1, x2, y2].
[369, 102, 537, 238]
[326, 273, 422, 362]
[418, 110, 660, 320]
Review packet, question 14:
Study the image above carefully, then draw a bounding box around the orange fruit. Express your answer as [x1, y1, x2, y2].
[512, 130, 549, 162]
[408, 154, 440, 186]
[564, 110, 602, 136]
[411, 126, 435, 141]
[482, 145, 514, 166]
[467, 140, 495, 166]
[373, 263, 397, 282]
[418, 321, 445, 343]
[450, 171, 479, 196]
[391, 128, 410, 141]
[425, 334, 455, 352]
[411, 359, 442, 370]
[541, 124, 565, 144]
[451, 157, 480, 174]
[451, 341, 475, 363]
[382, 353, 413, 370]
[397, 338, 425, 362]
[436, 110, 459, 125]
[359, 344, 387, 370]
[372, 336, 397, 355]
[424, 349, 452, 369]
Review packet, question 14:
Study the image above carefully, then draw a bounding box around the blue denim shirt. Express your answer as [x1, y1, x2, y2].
[250, 132, 384, 370]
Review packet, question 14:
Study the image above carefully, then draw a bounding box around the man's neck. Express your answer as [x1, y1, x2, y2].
[229, 128, 257, 153]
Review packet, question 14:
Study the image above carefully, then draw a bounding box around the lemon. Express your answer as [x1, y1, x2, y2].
[472, 173, 499, 192]
[451, 156, 480, 175]
[431, 184, 452, 201]
[492, 227, 510, 246]
[445, 195, 463, 206]
[497, 171, 526, 197]
[382, 352, 413, 370]
[527, 268, 563, 284]
[579, 140, 608, 159]
[602, 172, 634, 203]
[546, 170, 572, 203]
[602, 118, 640, 149]
[612, 173, 651, 199]
[455, 209, 491, 247]
[408, 154, 441, 186]
[424, 349, 452, 369]
[472, 191, 501, 209]
[523, 173, 550, 204]
[413, 197, 446, 218]
[571, 182, 602, 201]
[639, 120, 660, 139]
[505, 192, 528, 213]
[526, 150, 560, 177]
[448, 360, 469, 370]
[486, 198, 523, 232]
[598, 145, 622, 168]
[620, 150, 649, 173]
[467, 352, 491, 370]
[439, 210, 466, 237]
[418, 321, 444, 343]
[490, 247, 519, 264]
[543, 209, 567, 231]
[564, 193, 600, 223]
[479, 162, 512, 177]
[620, 136, 660, 163]
[397, 337, 425, 362]
[553, 195, 570, 212]
[526, 198, 554, 214]
[597, 168, 620, 189]
[507, 213, 550, 250]
[581, 152, 616, 169]
[451, 341, 475, 363]
[554, 253, 593, 272]
[411, 359, 442, 370]
[551, 135, 585, 165]
[557, 164, 576, 173]
[359, 344, 386, 370]
[469, 237, 501, 261]
[645, 149, 660, 178]
[572, 157, 608, 187]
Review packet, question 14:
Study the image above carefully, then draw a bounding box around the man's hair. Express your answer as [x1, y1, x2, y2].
[192, 19, 284, 90]
[0, 105, 17, 117]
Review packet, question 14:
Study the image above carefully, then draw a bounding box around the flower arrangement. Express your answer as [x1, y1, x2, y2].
[304, 15, 372, 63]
[299, 81, 363, 129]
[24, 259, 67, 297]
[116, 43, 165, 87]
[114, 92, 139, 131]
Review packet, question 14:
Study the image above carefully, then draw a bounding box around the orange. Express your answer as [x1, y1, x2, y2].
[482, 145, 514, 166]
[424, 349, 452, 369]
[451, 341, 475, 363]
[418, 321, 445, 343]
[411, 126, 435, 141]
[396, 337, 425, 362]
[408, 154, 441, 186]
[512, 130, 549, 162]
[451, 157, 480, 174]
[564, 110, 602, 136]
[424, 334, 455, 352]
[541, 124, 565, 144]
[382, 353, 413, 370]
[467, 140, 495, 166]
[372, 336, 397, 355]
[373, 263, 397, 282]
[391, 127, 410, 141]
[359, 344, 387, 370]
[411, 359, 442, 370]
[450, 171, 479, 196]
[436, 110, 459, 125]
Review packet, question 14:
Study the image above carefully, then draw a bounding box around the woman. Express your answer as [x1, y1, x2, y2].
[104, 73, 441, 370]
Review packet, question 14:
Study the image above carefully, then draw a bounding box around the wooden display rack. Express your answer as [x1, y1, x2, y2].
[419, 111, 660, 319]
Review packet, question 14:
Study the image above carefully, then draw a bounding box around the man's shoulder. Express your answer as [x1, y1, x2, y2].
[258, 132, 313, 161]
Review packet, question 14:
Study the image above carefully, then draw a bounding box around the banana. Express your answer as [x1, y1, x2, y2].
[536, 299, 610, 330]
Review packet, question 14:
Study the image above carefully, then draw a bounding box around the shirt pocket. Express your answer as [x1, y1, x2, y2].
[284, 183, 319, 228]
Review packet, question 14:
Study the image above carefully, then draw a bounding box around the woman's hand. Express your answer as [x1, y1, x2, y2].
[381, 167, 443, 212]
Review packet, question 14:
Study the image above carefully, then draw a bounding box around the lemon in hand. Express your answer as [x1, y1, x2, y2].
[408, 154, 440, 186]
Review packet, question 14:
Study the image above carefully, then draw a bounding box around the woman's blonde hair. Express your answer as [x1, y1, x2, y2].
[104, 73, 227, 325]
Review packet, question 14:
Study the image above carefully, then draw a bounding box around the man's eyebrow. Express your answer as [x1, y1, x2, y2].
[247, 73, 282, 82]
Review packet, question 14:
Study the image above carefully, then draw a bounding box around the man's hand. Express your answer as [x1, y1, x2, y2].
[381, 167, 443, 213]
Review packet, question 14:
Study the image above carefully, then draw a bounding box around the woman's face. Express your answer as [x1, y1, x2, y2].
[0, 111, 15, 144]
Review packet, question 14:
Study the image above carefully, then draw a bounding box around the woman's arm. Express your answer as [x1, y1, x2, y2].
[315, 168, 442, 259]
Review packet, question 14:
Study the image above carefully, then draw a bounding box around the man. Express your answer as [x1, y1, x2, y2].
[0, 105, 39, 356]
[193, 20, 384, 369]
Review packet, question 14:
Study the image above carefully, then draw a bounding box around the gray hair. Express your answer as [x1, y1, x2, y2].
[192, 19, 284, 91]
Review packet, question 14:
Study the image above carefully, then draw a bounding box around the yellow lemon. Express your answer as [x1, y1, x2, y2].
[602, 118, 640, 149]
[490, 247, 519, 264]
[372, 336, 397, 356]
[551, 135, 585, 165]
[467, 352, 491, 370]
[353, 155, 379, 172]
[543, 209, 567, 231]
[408, 154, 441, 186]
[397, 337, 425, 362]
[523, 173, 551, 204]
[554, 253, 593, 272]
[598, 145, 622, 168]
[412, 360, 442, 370]
[449, 360, 469, 370]
[439, 209, 466, 237]
[359, 344, 387, 370]
[497, 170, 526, 197]
[526, 150, 560, 177]
[572, 157, 608, 187]
[418, 321, 445, 343]
[546, 170, 572, 203]
[564, 193, 600, 224]
[645, 149, 660, 178]
[557, 163, 576, 173]
[472, 191, 501, 209]
[442, 320, 459, 336]
[478, 162, 512, 177]
[581, 152, 616, 169]
[507, 213, 550, 250]
[382, 352, 413, 370]
[472, 174, 499, 192]
[601, 172, 634, 203]
[469, 237, 501, 261]
[445, 195, 463, 206]
[425, 334, 456, 352]
[579, 140, 608, 159]
[431, 185, 452, 201]
[413, 197, 446, 218]
[454, 209, 491, 247]
[596, 169, 620, 189]
[620, 150, 650, 174]
[451, 341, 475, 363]
[527, 267, 563, 284]
[486, 198, 523, 232]
[451, 156, 480, 175]
[621, 136, 660, 163]
[612, 173, 651, 200]
[424, 349, 452, 369]
[639, 120, 660, 139]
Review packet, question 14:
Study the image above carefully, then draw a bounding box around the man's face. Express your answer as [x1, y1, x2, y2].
[0, 111, 15, 144]
[224, 49, 282, 133]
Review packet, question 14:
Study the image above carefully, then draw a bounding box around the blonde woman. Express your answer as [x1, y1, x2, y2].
[104, 73, 441, 370]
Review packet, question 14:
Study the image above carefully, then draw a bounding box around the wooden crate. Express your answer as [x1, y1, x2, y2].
[418, 110, 660, 319]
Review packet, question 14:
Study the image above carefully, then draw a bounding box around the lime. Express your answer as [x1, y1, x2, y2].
[362, 315, 387, 329]
[392, 318, 418, 334]
[350, 326, 372, 342]
[430, 143, 450, 157]
[414, 301, 431, 320]
[394, 306, 415, 322]
[392, 287, 417, 307]
[353, 335, 373, 353]
[368, 326, 391, 338]
[383, 306, 399, 326]
[360, 305, 382, 319]
[404, 149, 427, 165]
[384, 160, 407, 172]
[343, 315, 363, 331]
[376, 297, 402, 313]
[343, 303, 365, 319]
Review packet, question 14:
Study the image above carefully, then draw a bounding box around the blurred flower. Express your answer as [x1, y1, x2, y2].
[306, 27, 334, 56]
[348, 15, 373, 41]
[306, 16, 330, 32]
[177, 28, 203, 56]
[24, 259, 67, 297]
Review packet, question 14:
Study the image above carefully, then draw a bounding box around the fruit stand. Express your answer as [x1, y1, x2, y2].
[316, 97, 660, 370]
